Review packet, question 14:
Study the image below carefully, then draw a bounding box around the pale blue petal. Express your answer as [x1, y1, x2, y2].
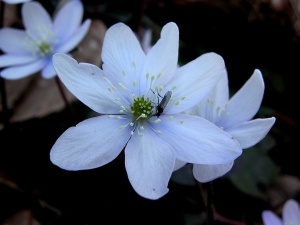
[41, 59, 56, 79]
[55, 19, 91, 53]
[52, 53, 126, 114]
[22, 2, 53, 40]
[163, 53, 226, 114]
[0, 28, 29, 54]
[141, 29, 152, 54]
[150, 114, 242, 165]
[262, 211, 283, 225]
[125, 123, 175, 199]
[220, 69, 264, 129]
[0, 58, 46, 79]
[173, 159, 186, 171]
[101, 22, 145, 98]
[53, 0, 83, 44]
[50, 115, 132, 170]
[140, 22, 179, 95]
[226, 117, 276, 149]
[3, 0, 31, 3]
[0, 54, 38, 67]
[283, 199, 300, 225]
[193, 162, 233, 183]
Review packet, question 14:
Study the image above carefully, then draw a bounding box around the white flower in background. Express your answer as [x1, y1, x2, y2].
[262, 199, 300, 225]
[2, 0, 31, 4]
[0, 0, 91, 79]
[175, 69, 276, 182]
[50, 22, 242, 199]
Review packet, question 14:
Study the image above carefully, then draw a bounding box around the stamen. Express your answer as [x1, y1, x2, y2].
[118, 83, 127, 91]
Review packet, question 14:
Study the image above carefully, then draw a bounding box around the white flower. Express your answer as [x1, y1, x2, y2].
[262, 199, 300, 225]
[0, 0, 91, 79]
[2, 0, 31, 4]
[50, 22, 242, 200]
[177, 69, 276, 182]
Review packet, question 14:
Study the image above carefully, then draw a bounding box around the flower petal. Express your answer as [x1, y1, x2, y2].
[173, 159, 186, 171]
[125, 124, 175, 199]
[193, 162, 233, 183]
[53, 0, 83, 44]
[220, 69, 264, 129]
[52, 53, 125, 114]
[41, 59, 56, 79]
[101, 22, 145, 97]
[141, 29, 152, 54]
[0, 28, 29, 54]
[164, 52, 226, 114]
[50, 115, 132, 170]
[262, 211, 283, 225]
[226, 117, 276, 149]
[3, 0, 31, 3]
[55, 19, 91, 53]
[140, 22, 179, 94]
[0, 54, 38, 67]
[0, 58, 46, 79]
[151, 114, 242, 165]
[283, 199, 300, 225]
[22, 2, 53, 40]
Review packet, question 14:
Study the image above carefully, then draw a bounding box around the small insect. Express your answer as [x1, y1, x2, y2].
[154, 91, 172, 117]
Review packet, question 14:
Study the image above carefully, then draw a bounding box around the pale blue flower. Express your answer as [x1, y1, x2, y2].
[50, 22, 242, 199]
[262, 199, 300, 225]
[0, 0, 91, 79]
[175, 69, 276, 182]
[2, 0, 31, 4]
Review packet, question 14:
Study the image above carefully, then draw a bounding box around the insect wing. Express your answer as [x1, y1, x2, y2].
[159, 91, 172, 109]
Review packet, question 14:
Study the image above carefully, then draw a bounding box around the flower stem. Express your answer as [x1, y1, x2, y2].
[0, 1, 9, 128]
[55, 76, 76, 124]
[206, 181, 215, 225]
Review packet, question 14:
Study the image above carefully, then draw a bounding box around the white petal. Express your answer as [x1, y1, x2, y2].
[53, 0, 83, 44]
[0, 59, 46, 80]
[193, 162, 233, 183]
[151, 114, 242, 165]
[22, 2, 53, 40]
[226, 117, 276, 149]
[173, 159, 186, 171]
[125, 124, 175, 200]
[141, 29, 152, 54]
[164, 52, 226, 114]
[50, 115, 132, 170]
[0, 54, 38, 67]
[283, 199, 300, 225]
[101, 23, 145, 97]
[52, 53, 124, 114]
[262, 211, 283, 225]
[55, 19, 91, 53]
[140, 22, 179, 94]
[0, 28, 29, 54]
[3, 0, 31, 3]
[41, 60, 56, 79]
[220, 69, 265, 129]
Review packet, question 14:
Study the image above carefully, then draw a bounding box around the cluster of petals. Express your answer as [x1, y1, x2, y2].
[0, 0, 91, 79]
[50, 22, 243, 199]
[174, 69, 276, 182]
[262, 199, 300, 225]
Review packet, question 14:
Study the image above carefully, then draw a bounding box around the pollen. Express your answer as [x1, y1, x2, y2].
[130, 96, 155, 120]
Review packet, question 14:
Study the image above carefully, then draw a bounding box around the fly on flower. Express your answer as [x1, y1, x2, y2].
[50, 22, 243, 200]
[154, 91, 172, 118]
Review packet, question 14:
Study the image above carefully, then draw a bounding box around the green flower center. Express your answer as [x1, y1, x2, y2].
[130, 96, 155, 120]
[38, 41, 53, 56]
